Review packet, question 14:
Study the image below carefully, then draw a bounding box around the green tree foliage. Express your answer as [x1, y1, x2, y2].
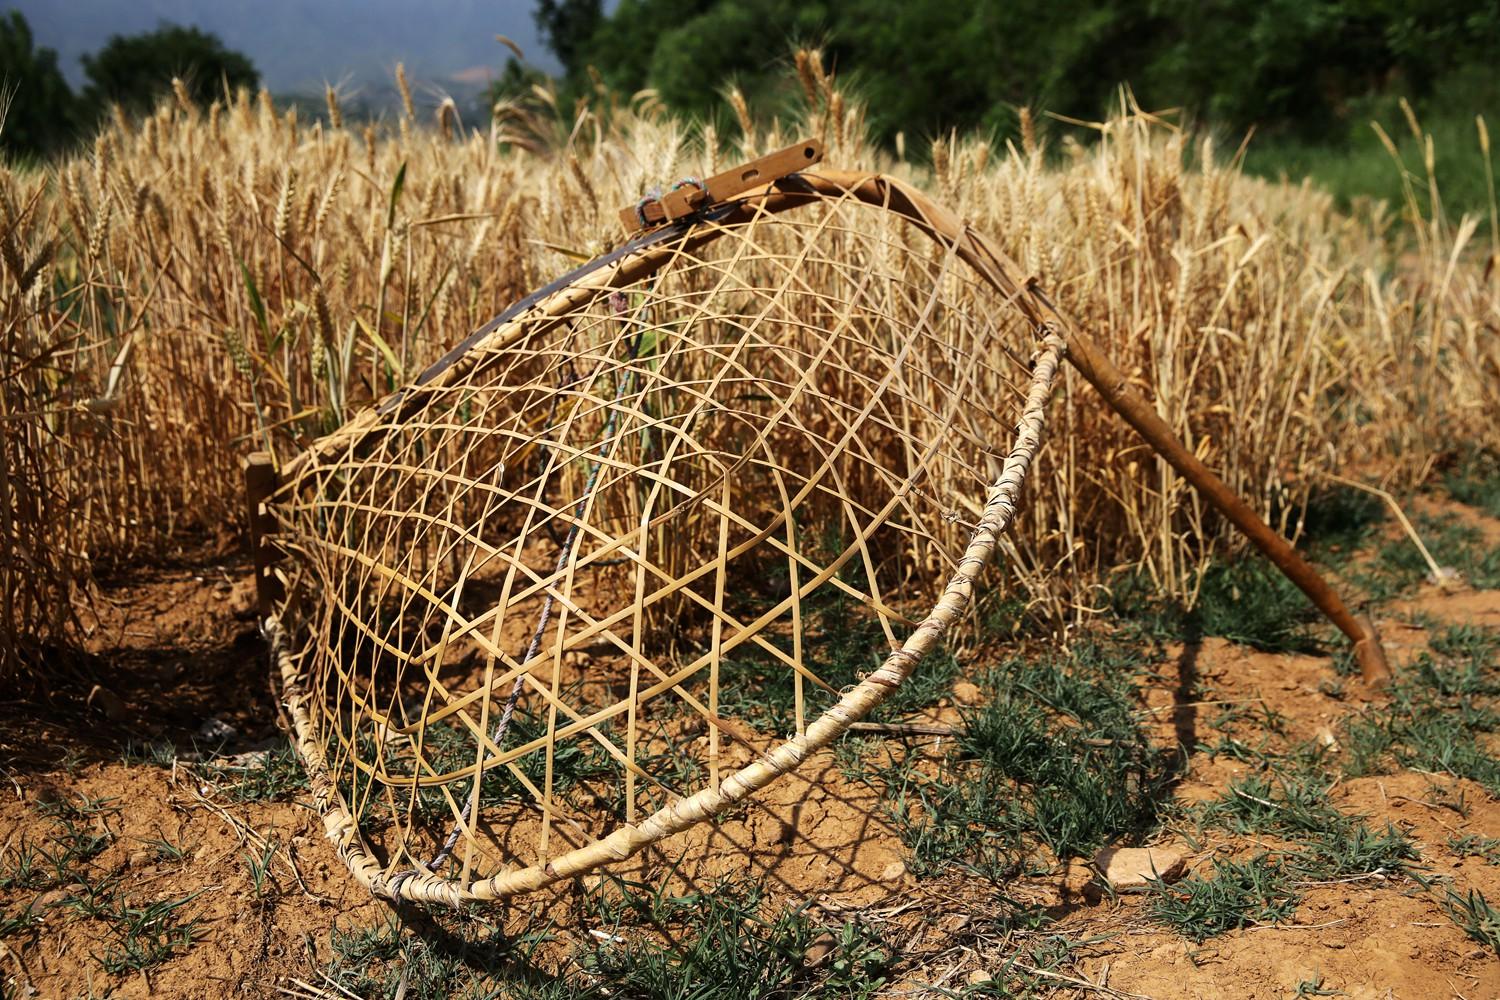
[81, 22, 259, 119]
[535, 0, 604, 77]
[0, 11, 81, 161]
[542, 0, 1500, 143]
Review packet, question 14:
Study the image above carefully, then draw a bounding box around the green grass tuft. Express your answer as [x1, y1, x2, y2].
[196, 738, 309, 802]
[1110, 557, 1323, 653]
[1199, 773, 1416, 877]
[94, 893, 202, 975]
[1438, 888, 1500, 954]
[1449, 834, 1500, 866]
[1359, 514, 1500, 597]
[584, 876, 888, 1000]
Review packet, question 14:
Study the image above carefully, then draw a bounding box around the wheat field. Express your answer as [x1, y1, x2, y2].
[1, 55, 1496, 681]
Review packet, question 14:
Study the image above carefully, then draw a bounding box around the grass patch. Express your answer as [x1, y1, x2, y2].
[957, 931, 1098, 998]
[0, 795, 117, 892]
[324, 909, 564, 999]
[320, 875, 891, 999]
[583, 875, 889, 999]
[856, 636, 1172, 878]
[1342, 626, 1500, 794]
[1110, 558, 1321, 653]
[1192, 560, 1320, 653]
[1443, 447, 1500, 519]
[1146, 854, 1301, 942]
[1299, 483, 1388, 559]
[1449, 834, 1500, 866]
[717, 589, 962, 734]
[1199, 772, 1416, 877]
[0, 794, 202, 975]
[94, 893, 202, 975]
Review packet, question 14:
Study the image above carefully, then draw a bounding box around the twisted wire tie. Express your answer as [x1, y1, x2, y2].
[635, 177, 708, 227]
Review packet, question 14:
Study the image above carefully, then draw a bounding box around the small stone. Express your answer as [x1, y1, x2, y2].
[803, 930, 837, 968]
[968, 970, 993, 985]
[952, 681, 983, 706]
[880, 860, 906, 882]
[1430, 566, 1464, 590]
[941, 913, 970, 933]
[25, 885, 82, 914]
[125, 849, 151, 869]
[86, 685, 128, 722]
[197, 717, 238, 743]
[1093, 845, 1187, 891]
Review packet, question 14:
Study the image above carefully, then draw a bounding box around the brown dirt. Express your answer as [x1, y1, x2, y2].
[2, 504, 1499, 998]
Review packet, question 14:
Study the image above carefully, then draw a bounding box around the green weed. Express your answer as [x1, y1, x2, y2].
[954, 932, 1095, 998]
[1110, 557, 1321, 653]
[1192, 560, 1320, 654]
[1199, 773, 1415, 876]
[319, 875, 891, 999]
[0, 795, 117, 892]
[717, 592, 960, 735]
[1342, 688, 1500, 794]
[121, 739, 179, 768]
[1291, 974, 1345, 998]
[1360, 514, 1500, 597]
[144, 835, 190, 863]
[323, 909, 556, 999]
[245, 842, 278, 901]
[1299, 484, 1388, 559]
[1341, 623, 1500, 792]
[582, 875, 888, 1000]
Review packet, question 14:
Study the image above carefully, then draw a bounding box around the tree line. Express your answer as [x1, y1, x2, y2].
[6, 1, 1499, 175]
[0, 13, 257, 160]
[525, 0, 1500, 144]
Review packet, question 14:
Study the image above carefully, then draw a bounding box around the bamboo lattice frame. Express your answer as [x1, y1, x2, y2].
[258, 164, 1383, 906]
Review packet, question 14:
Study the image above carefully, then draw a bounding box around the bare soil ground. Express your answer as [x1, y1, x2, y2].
[2, 496, 1498, 999]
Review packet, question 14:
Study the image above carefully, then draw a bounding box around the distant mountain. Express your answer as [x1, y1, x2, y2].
[9, 0, 560, 110]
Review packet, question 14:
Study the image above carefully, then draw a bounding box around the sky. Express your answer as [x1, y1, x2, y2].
[11, 0, 561, 104]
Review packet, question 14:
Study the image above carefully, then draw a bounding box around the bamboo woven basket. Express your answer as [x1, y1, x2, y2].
[257, 164, 1075, 905]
